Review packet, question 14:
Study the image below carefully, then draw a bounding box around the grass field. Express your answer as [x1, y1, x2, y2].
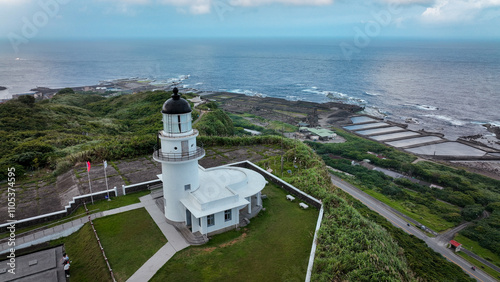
[151, 183, 319, 281]
[92, 208, 167, 281]
[73, 190, 150, 216]
[50, 224, 111, 282]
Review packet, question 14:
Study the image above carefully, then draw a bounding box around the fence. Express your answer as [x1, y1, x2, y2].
[0, 188, 117, 233]
[84, 203, 116, 282]
[122, 179, 162, 195]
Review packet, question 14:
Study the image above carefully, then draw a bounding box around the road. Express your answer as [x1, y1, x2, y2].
[330, 174, 499, 282]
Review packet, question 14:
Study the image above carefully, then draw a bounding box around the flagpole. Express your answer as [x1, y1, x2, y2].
[87, 161, 94, 205]
[104, 160, 110, 201]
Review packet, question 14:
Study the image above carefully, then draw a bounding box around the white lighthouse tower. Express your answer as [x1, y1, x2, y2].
[153, 87, 205, 223]
[153, 88, 267, 239]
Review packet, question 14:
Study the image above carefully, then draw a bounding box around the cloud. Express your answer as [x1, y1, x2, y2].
[421, 0, 500, 23]
[229, 0, 333, 7]
[0, 0, 31, 4]
[381, 0, 432, 3]
[159, 0, 211, 14]
[100, 0, 334, 15]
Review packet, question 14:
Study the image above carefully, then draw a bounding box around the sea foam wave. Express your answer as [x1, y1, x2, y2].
[228, 89, 266, 97]
[404, 104, 439, 111]
[363, 91, 382, 96]
[422, 114, 466, 126]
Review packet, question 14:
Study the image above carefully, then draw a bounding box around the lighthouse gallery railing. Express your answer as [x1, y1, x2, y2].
[153, 147, 205, 162]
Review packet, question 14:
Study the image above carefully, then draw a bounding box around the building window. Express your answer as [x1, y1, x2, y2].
[199, 218, 201, 227]
[207, 214, 215, 227]
[224, 210, 232, 222]
[184, 184, 191, 191]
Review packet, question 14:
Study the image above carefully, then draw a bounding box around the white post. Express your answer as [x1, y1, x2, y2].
[247, 197, 251, 214]
[87, 168, 94, 205]
[104, 160, 110, 201]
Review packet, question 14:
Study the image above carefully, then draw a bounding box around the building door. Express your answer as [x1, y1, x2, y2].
[181, 140, 189, 156]
[186, 209, 192, 227]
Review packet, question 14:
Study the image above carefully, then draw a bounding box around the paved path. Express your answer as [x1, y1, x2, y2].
[0, 202, 144, 255]
[126, 195, 190, 282]
[331, 174, 499, 282]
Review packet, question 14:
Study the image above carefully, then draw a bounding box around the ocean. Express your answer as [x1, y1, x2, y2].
[1, 38, 499, 144]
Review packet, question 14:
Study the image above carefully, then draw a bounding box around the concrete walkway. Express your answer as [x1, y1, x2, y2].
[127, 195, 190, 282]
[0, 202, 145, 254]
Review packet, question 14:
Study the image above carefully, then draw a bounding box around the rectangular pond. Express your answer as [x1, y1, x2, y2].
[386, 136, 443, 148]
[356, 126, 405, 136]
[344, 122, 389, 131]
[371, 131, 421, 141]
[407, 142, 486, 157]
[350, 116, 378, 124]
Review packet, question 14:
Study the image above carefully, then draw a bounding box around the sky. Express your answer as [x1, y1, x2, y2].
[1, 0, 500, 41]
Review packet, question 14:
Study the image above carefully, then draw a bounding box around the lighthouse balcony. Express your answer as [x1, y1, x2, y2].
[159, 129, 199, 139]
[153, 147, 205, 162]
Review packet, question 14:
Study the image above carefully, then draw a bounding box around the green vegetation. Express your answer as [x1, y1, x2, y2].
[197, 136, 415, 280]
[459, 210, 500, 259]
[72, 190, 150, 216]
[325, 162, 460, 232]
[458, 251, 500, 279]
[152, 183, 318, 281]
[0, 90, 192, 181]
[57, 87, 76, 95]
[308, 128, 500, 257]
[228, 113, 297, 136]
[93, 208, 168, 281]
[2, 92, 490, 280]
[340, 189, 474, 281]
[194, 109, 234, 136]
[196, 101, 218, 111]
[454, 234, 500, 268]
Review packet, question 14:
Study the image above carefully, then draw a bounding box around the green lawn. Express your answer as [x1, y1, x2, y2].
[151, 183, 319, 282]
[454, 234, 500, 268]
[50, 224, 111, 282]
[92, 208, 168, 281]
[73, 190, 150, 216]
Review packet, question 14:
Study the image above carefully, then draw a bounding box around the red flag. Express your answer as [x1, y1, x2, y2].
[87, 161, 91, 172]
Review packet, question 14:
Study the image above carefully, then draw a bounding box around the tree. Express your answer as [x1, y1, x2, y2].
[18, 95, 35, 107]
[57, 87, 75, 95]
[461, 204, 484, 221]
